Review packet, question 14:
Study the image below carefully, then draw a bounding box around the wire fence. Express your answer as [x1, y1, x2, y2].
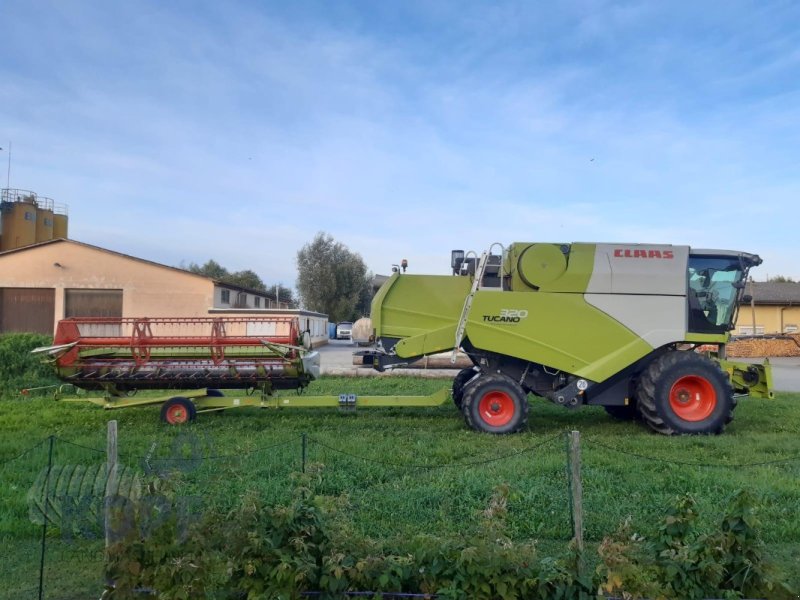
[1, 429, 799, 599]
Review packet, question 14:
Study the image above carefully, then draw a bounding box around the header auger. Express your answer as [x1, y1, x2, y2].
[367, 242, 773, 435]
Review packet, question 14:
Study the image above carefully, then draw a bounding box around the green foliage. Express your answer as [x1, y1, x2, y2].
[191, 260, 265, 291]
[296, 232, 372, 322]
[597, 491, 795, 599]
[768, 275, 796, 283]
[185, 258, 230, 281]
[0, 332, 59, 394]
[105, 479, 795, 599]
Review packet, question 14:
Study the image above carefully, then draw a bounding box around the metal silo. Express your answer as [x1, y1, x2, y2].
[53, 202, 69, 239]
[35, 196, 54, 243]
[0, 189, 38, 251]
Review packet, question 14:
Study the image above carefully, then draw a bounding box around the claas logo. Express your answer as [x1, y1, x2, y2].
[613, 248, 675, 259]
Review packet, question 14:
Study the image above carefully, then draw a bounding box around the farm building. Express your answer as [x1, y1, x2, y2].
[0, 238, 329, 346]
[733, 281, 800, 335]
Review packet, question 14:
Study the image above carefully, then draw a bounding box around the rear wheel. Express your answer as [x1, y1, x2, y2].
[462, 373, 529, 434]
[636, 351, 734, 435]
[160, 397, 197, 425]
[452, 367, 479, 409]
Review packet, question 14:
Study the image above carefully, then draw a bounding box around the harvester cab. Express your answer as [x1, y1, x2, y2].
[369, 242, 773, 435]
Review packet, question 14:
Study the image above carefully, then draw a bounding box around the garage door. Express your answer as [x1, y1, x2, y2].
[64, 289, 123, 318]
[0, 288, 56, 334]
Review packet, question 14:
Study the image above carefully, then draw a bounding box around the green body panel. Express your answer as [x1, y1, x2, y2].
[684, 333, 729, 344]
[371, 273, 471, 340]
[466, 291, 653, 381]
[506, 242, 595, 292]
[395, 324, 458, 358]
[719, 358, 774, 399]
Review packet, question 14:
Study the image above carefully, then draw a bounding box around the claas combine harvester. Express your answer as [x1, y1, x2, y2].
[367, 241, 773, 435]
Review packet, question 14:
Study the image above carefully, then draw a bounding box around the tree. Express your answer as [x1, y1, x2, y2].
[224, 269, 267, 292]
[186, 259, 229, 281]
[768, 275, 796, 283]
[296, 232, 371, 322]
[186, 261, 267, 292]
[270, 283, 297, 307]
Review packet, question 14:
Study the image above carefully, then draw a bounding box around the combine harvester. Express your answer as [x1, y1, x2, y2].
[366, 242, 774, 435]
[36, 315, 447, 423]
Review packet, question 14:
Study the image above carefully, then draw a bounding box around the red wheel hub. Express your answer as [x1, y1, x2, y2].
[669, 375, 716, 422]
[478, 390, 516, 427]
[166, 404, 188, 424]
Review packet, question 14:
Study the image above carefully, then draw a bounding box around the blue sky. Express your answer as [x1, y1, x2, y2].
[2, 1, 799, 287]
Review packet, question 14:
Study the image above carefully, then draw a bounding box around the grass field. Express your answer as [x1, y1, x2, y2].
[1, 376, 799, 597]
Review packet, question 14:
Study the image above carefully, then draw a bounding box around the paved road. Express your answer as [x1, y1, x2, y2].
[316, 341, 800, 392]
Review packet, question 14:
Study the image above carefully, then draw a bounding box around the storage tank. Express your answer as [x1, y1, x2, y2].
[0, 189, 38, 251]
[35, 196, 54, 243]
[53, 203, 69, 239]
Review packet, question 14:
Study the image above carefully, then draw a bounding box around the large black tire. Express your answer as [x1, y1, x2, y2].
[636, 351, 734, 435]
[462, 373, 529, 434]
[604, 403, 639, 421]
[160, 397, 197, 425]
[452, 367, 479, 409]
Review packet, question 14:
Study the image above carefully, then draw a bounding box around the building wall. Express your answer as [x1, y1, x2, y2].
[0, 241, 214, 333]
[213, 286, 288, 309]
[734, 305, 800, 334]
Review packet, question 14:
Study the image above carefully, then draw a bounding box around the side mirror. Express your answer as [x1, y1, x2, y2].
[741, 294, 752, 303]
[451, 250, 464, 274]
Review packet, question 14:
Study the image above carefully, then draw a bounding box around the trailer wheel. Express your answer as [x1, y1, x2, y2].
[636, 351, 734, 435]
[161, 397, 197, 425]
[452, 367, 479, 409]
[462, 373, 529, 434]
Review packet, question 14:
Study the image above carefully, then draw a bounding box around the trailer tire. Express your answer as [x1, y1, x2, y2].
[161, 397, 197, 425]
[462, 373, 529, 434]
[452, 367, 479, 409]
[636, 351, 734, 435]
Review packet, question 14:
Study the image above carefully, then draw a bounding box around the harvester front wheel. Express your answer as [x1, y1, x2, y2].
[452, 367, 479, 409]
[462, 373, 529, 434]
[161, 397, 197, 425]
[636, 351, 734, 435]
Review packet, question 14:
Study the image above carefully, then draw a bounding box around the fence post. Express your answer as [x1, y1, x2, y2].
[567, 430, 584, 553]
[105, 420, 118, 558]
[301, 433, 307, 474]
[38, 435, 55, 600]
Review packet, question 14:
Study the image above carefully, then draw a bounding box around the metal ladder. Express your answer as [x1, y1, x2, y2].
[451, 251, 489, 363]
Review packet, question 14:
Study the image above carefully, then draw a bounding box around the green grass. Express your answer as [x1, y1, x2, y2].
[1, 377, 800, 598]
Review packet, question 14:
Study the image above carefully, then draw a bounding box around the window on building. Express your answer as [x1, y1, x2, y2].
[65, 289, 123, 318]
[221, 289, 230, 304]
[785, 324, 798, 334]
[255, 297, 261, 308]
[235, 292, 248, 308]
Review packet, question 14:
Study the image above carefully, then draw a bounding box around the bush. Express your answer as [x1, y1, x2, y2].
[105, 478, 795, 599]
[0, 333, 59, 396]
